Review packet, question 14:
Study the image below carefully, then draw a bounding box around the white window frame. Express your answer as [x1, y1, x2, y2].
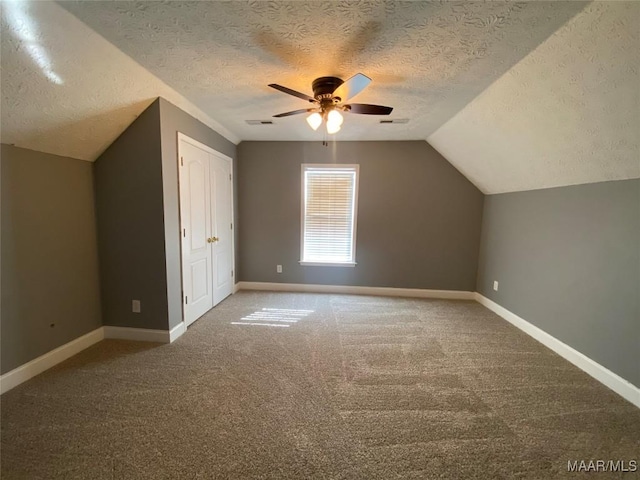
[300, 164, 359, 267]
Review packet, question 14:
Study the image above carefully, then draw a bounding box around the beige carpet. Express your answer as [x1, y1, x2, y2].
[2, 292, 638, 479]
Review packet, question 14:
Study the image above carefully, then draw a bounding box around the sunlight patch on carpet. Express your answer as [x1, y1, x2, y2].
[231, 308, 314, 327]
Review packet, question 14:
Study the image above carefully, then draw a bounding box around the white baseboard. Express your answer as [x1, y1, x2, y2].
[103, 323, 185, 343]
[103, 325, 170, 343]
[233, 282, 241, 294]
[0, 327, 105, 395]
[236, 281, 475, 300]
[5, 290, 634, 410]
[1, 322, 186, 395]
[475, 293, 640, 408]
[169, 322, 186, 342]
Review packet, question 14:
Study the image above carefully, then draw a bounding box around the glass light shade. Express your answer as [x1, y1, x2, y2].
[326, 120, 341, 135]
[327, 109, 344, 127]
[306, 112, 322, 130]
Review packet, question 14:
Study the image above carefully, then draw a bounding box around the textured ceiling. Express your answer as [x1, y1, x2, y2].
[1, 1, 637, 193]
[428, 1, 640, 194]
[57, 0, 586, 143]
[0, 0, 238, 161]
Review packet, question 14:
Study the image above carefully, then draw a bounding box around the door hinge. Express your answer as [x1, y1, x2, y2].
[180, 156, 184, 166]
[231, 269, 234, 277]
[229, 173, 232, 181]
[185, 296, 188, 304]
[230, 223, 233, 230]
[183, 228, 186, 237]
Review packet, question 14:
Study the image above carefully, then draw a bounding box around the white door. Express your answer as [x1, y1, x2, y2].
[179, 134, 234, 327]
[179, 141, 213, 327]
[210, 152, 234, 305]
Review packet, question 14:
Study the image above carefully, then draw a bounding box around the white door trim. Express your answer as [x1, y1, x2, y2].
[178, 133, 234, 165]
[177, 132, 235, 328]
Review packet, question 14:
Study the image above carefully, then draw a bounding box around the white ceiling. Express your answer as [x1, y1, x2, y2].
[1, 1, 638, 193]
[428, 1, 640, 193]
[0, 0, 238, 161]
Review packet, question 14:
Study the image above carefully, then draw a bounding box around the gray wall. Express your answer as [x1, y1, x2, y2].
[477, 179, 639, 387]
[237, 141, 484, 290]
[94, 100, 168, 330]
[158, 98, 237, 329]
[1, 145, 101, 374]
[94, 98, 237, 332]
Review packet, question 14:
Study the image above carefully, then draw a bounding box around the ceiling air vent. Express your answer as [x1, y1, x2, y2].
[246, 120, 274, 125]
[380, 119, 409, 124]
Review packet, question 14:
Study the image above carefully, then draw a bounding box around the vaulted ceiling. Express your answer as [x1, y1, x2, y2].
[1, 1, 638, 194]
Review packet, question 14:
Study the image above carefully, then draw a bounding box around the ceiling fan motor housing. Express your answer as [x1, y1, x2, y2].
[312, 77, 344, 101]
[269, 73, 391, 118]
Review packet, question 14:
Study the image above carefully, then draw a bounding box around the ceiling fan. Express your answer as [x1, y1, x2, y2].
[268, 73, 393, 134]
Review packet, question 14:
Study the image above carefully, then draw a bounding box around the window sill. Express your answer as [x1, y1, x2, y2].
[299, 261, 357, 268]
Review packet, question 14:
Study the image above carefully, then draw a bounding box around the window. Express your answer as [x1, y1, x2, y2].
[300, 164, 359, 266]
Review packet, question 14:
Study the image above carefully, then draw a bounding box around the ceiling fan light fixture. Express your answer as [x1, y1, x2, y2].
[306, 112, 322, 130]
[326, 119, 341, 135]
[327, 109, 343, 127]
[269, 74, 392, 139]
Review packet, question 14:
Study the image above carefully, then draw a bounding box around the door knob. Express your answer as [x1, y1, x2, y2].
[211, 236, 219, 242]
[207, 237, 213, 243]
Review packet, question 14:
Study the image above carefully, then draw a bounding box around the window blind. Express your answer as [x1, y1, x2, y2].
[302, 165, 358, 264]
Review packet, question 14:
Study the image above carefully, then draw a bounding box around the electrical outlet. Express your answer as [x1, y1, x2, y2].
[493, 281, 499, 291]
[276, 264, 283, 274]
[132, 300, 141, 313]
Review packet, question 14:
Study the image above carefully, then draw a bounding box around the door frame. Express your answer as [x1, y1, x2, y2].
[177, 132, 235, 327]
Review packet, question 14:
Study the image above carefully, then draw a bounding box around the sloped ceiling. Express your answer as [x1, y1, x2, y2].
[428, 1, 640, 194]
[1, 1, 638, 194]
[0, 0, 238, 161]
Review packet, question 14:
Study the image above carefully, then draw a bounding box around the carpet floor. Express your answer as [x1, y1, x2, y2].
[1, 292, 638, 479]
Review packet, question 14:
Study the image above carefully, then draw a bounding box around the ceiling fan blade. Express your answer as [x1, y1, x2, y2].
[345, 104, 393, 115]
[273, 108, 316, 118]
[332, 73, 371, 102]
[268, 84, 315, 102]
